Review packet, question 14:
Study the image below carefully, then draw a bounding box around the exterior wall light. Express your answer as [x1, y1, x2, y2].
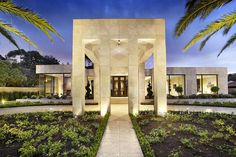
[1, 99, 5, 104]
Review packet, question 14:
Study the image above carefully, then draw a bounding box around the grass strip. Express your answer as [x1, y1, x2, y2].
[89, 113, 110, 157]
[130, 114, 155, 157]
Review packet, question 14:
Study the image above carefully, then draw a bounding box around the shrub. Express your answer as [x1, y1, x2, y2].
[211, 86, 220, 94]
[22, 96, 28, 99]
[180, 138, 194, 149]
[146, 128, 169, 143]
[38, 95, 44, 99]
[46, 95, 52, 99]
[31, 95, 37, 99]
[168, 148, 182, 157]
[53, 94, 60, 99]
[175, 86, 183, 96]
[178, 124, 197, 134]
[0, 92, 38, 101]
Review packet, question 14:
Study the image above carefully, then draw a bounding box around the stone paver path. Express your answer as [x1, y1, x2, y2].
[97, 104, 143, 157]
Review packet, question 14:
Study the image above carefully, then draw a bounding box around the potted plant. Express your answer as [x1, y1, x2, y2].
[211, 86, 219, 94]
[175, 86, 183, 96]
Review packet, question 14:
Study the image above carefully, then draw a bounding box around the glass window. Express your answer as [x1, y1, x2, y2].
[45, 75, 53, 95]
[196, 75, 218, 94]
[167, 75, 185, 96]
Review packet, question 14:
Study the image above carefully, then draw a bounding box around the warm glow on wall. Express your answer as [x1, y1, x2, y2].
[1, 99, 5, 104]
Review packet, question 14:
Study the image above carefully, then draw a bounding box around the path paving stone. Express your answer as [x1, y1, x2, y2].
[96, 104, 143, 157]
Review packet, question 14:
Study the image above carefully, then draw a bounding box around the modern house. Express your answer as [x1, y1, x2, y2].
[36, 19, 228, 116]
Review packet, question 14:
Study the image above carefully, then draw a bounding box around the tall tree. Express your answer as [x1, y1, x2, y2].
[175, 0, 236, 56]
[4, 49, 60, 86]
[0, 60, 26, 87]
[0, 0, 62, 49]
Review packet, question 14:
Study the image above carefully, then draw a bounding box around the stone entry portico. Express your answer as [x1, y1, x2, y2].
[72, 19, 167, 116]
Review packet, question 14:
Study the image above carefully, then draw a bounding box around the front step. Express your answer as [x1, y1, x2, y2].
[110, 97, 128, 104]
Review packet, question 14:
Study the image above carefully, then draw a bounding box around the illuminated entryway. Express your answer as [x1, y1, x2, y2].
[111, 76, 128, 97]
[72, 19, 167, 116]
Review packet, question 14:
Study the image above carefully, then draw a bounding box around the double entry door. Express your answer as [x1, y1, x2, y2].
[111, 76, 128, 97]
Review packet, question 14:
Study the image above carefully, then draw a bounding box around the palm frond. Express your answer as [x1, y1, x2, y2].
[218, 33, 236, 57]
[175, 0, 232, 36]
[0, 1, 63, 42]
[0, 20, 37, 48]
[223, 26, 231, 35]
[199, 31, 217, 51]
[183, 11, 236, 51]
[0, 26, 19, 48]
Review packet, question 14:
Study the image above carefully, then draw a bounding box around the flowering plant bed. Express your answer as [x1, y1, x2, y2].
[0, 111, 109, 157]
[132, 111, 236, 157]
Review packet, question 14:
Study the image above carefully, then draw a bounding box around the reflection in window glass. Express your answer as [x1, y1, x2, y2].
[197, 75, 218, 94]
[167, 75, 185, 96]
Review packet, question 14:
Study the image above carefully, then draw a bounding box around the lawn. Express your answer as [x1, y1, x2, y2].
[0, 111, 109, 157]
[131, 111, 236, 157]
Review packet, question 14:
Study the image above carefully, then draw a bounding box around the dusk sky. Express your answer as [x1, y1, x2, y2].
[1, 0, 236, 72]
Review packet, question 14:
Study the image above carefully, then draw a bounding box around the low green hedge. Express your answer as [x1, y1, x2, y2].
[130, 114, 155, 157]
[89, 113, 110, 157]
[0, 101, 71, 108]
[168, 94, 235, 99]
[141, 101, 236, 108]
[169, 101, 236, 108]
[0, 92, 39, 101]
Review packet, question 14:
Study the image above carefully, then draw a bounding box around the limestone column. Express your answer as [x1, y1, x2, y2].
[72, 22, 85, 116]
[153, 34, 167, 115]
[139, 63, 145, 105]
[94, 63, 100, 104]
[99, 37, 111, 116]
[128, 38, 139, 115]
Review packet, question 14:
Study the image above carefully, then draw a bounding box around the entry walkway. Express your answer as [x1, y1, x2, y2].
[96, 104, 143, 157]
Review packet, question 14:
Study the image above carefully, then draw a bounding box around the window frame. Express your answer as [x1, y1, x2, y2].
[167, 74, 186, 96]
[196, 74, 218, 94]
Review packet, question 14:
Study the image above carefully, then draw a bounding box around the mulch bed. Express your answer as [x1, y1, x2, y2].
[0, 111, 102, 156]
[136, 111, 236, 157]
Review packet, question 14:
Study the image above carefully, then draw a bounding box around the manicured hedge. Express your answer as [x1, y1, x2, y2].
[0, 92, 38, 101]
[130, 114, 155, 157]
[169, 101, 236, 108]
[168, 94, 235, 99]
[0, 101, 71, 108]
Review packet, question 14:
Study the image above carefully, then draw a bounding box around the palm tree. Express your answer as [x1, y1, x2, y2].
[175, 0, 236, 56]
[0, 0, 62, 49]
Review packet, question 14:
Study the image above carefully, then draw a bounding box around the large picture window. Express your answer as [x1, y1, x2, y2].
[197, 74, 218, 94]
[167, 75, 185, 96]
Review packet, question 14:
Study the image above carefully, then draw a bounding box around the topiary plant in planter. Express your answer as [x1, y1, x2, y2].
[85, 81, 92, 99]
[211, 86, 219, 94]
[146, 81, 154, 99]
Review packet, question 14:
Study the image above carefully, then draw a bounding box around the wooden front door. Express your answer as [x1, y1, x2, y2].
[111, 76, 128, 97]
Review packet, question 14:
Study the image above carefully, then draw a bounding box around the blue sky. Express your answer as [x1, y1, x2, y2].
[1, 0, 236, 72]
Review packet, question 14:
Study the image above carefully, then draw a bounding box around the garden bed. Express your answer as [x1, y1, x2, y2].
[131, 111, 236, 157]
[0, 111, 109, 156]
